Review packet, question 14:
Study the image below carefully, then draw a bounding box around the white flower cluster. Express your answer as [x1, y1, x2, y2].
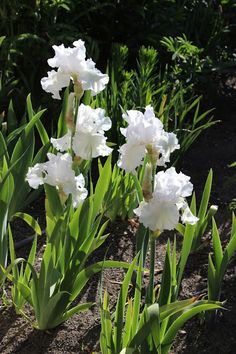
[26, 39, 113, 209]
[118, 106, 180, 173]
[117, 105, 198, 232]
[41, 39, 109, 99]
[28, 38, 198, 230]
[26, 153, 88, 208]
[51, 103, 112, 160]
[134, 167, 198, 232]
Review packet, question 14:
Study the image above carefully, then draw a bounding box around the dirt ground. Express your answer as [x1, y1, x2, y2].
[0, 78, 236, 354]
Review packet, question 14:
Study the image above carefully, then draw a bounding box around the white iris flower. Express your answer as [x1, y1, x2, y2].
[118, 106, 179, 173]
[134, 167, 198, 232]
[50, 104, 112, 160]
[41, 39, 109, 99]
[26, 153, 88, 208]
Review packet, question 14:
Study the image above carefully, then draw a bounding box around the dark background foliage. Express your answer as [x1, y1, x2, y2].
[0, 0, 236, 115]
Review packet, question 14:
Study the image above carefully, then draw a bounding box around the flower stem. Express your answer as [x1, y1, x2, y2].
[146, 233, 156, 304]
[151, 162, 156, 192]
[70, 96, 80, 160]
[146, 163, 158, 304]
[74, 96, 80, 125]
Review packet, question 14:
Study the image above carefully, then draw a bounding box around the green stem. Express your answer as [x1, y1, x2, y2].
[151, 163, 156, 191]
[146, 233, 156, 304]
[70, 96, 80, 159]
[146, 163, 157, 303]
[74, 96, 80, 125]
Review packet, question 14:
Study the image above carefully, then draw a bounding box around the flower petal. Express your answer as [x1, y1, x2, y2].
[26, 163, 44, 189]
[134, 199, 180, 232]
[181, 204, 199, 225]
[43, 153, 74, 187]
[41, 70, 70, 99]
[76, 104, 111, 133]
[79, 59, 109, 95]
[51, 132, 72, 152]
[117, 143, 146, 173]
[48, 42, 86, 71]
[154, 167, 193, 201]
[156, 131, 180, 166]
[63, 173, 88, 208]
[72, 132, 112, 160]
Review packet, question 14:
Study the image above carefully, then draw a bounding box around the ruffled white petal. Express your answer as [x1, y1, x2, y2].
[25, 163, 44, 189]
[79, 59, 109, 96]
[117, 143, 146, 174]
[122, 109, 144, 126]
[181, 205, 199, 225]
[76, 104, 111, 133]
[51, 132, 72, 152]
[178, 199, 199, 225]
[43, 153, 74, 187]
[154, 167, 193, 201]
[41, 70, 70, 100]
[72, 132, 112, 160]
[134, 199, 179, 232]
[48, 42, 86, 71]
[63, 174, 88, 208]
[156, 132, 180, 166]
